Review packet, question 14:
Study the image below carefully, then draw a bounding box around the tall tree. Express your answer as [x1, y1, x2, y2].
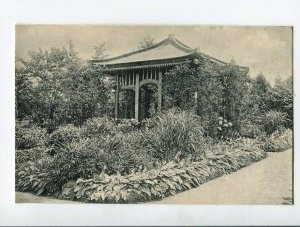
[15, 41, 112, 132]
[268, 76, 293, 128]
[163, 58, 224, 136]
[252, 73, 271, 111]
[92, 43, 108, 60]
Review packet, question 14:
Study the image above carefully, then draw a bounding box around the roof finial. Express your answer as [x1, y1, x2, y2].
[168, 34, 175, 39]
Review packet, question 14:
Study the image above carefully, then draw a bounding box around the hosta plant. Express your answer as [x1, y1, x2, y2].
[60, 143, 267, 203]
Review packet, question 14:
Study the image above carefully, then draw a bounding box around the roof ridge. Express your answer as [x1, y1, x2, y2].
[173, 37, 193, 50]
[91, 36, 194, 63]
[92, 36, 170, 63]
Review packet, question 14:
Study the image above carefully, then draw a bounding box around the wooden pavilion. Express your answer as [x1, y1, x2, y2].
[91, 34, 248, 121]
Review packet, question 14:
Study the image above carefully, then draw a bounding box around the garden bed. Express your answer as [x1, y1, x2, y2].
[15, 111, 293, 203]
[60, 142, 267, 203]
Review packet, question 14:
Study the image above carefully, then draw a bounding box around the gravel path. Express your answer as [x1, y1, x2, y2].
[15, 192, 81, 204]
[16, 149, 293, 204]
[151, 148, 293, 205]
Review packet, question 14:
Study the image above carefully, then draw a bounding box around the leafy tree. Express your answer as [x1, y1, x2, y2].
[218, 63, 250, 127]
[268, 76, 293, 128]
[163, 58, 222, 136]
[238, 73, 272, 137]
[251, 73, 271, 111]
[137, 35, 155, 50]
[15, 60, 34, 120]
[16, 41, 112, 132]
[92, 43, 108, 60]
[163, 58, 251, 137]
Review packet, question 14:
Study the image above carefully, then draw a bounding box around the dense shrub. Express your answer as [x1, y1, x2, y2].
[79, 132, 154, 175]
[82, 117, 115, 137]
[49, 124, 82, 145]
[40, 139, 105, 194]
[15, 122, 48, 149]
[260, 128, 293, 152]
[239, 119, 263, 138]
[16, 138, 104, 195]
[262, 110, 287, 135]
[60, 142, 266, 203]
[16, 133, 154, 195]
[116, 118, 140, 133]
[16, 147, 48, 167]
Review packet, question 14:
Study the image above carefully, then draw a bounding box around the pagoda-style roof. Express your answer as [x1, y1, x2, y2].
[91, 34, 249, 72]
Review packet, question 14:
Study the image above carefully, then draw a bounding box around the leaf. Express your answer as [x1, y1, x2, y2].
[169, 190, 176, 196]
[150, 187, 160, 197]
[183, 181, 192, 190]
[76, 178, 84, 184]
[173, 175, 183, 184]
[141, 187, 151, 197]
[161, 178, 176, 191]
[36, 188, 44, 196]
[181, 173, 192, 181]
[120, 190, 129, 201]
[143, 179, 155, 185]
[90, 184, 100, 189]
[115, 193, 120, 203]
[62, 187, 72, 196]
[32, 181, 39, 189]
[75, 187, 86, 199]
[74, 185, 84, 192]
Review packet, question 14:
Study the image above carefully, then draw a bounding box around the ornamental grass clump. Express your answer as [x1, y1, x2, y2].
[260, 128, 293, 152]
[140, 109, 206, 161]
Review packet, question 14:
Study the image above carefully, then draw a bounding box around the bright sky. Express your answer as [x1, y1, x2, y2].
[16, 25, 292, 84]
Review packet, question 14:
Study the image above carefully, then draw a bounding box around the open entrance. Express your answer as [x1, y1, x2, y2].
[139, 83, 158, 121]
[119, 90, 135, 119]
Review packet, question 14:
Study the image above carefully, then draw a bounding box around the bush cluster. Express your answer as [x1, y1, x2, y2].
[15, 109, 293, 202]
[49, 124, 82, 146]
[15, 122, 48, 150]
[260, 129, 292, 152]
[16, 147, 48, 167]
[60, 142, 266, 203]
[261, 110, 287, 135]
[239, 119, 263, 138]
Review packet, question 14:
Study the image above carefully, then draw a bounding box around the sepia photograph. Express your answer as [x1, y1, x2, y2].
[14, 25, 293, 205]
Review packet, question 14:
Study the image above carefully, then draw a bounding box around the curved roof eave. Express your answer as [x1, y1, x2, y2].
[90, 35, 249, 71]
[91, 35, 194, 65]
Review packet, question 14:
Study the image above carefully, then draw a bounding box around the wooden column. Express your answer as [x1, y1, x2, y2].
[158, 71, 162, 111]
[115, 74, 119, 120]
[135, 73, 139, 121]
